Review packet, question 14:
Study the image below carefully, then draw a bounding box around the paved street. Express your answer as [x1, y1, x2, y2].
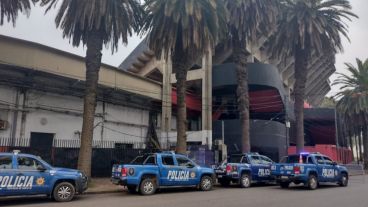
[1, 176, 367, 207]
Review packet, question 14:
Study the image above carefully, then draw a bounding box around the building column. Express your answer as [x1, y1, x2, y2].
[202, 49, 213, 149]
[161, 56, 172, 148]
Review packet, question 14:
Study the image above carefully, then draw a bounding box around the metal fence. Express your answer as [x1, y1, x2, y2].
[0, 137, 215, 177]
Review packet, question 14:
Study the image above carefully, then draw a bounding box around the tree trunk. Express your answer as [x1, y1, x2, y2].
[78, 30, 103, 177]
[173, 52, 191, 154]
[232, 37, 250, 153]
[363, 125, 368, 170]
[294, 47, 308, 153]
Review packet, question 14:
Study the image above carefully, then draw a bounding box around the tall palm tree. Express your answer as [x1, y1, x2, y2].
[141, 0, 227, 153]
[40, 0, 143, 176]
[0, 0, 38, 25]
[268, 0, 357, 153]
[334, 58, 368, 169]
[224, 0, 279, 153]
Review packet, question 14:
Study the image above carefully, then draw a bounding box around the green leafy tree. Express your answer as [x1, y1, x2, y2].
[224, 0, 279, 153]
[140, 0, 227, 153]
[40, 0, 143, 176]
[334, 58, 368, 169]
[0, 0, 38, 25]
[268, 0, 357, 153]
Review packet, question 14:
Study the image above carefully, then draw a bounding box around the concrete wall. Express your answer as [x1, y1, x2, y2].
[0, 85, 149, 143]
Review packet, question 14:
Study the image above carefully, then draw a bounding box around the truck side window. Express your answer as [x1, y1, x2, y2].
[250, 156, 262, 165]
[176, 156, 194, 167]
[315, 156, 325, 165]
[144, 156, 156, 165]
[323, 156, 334, 165]
[307, 156, 314, 164]
[242, 157, 250, 164]
[0, 156, 12, 169]
[17, 156, 43, 170]
[260, 156, 273, 164]
[161, 156, 175, 166]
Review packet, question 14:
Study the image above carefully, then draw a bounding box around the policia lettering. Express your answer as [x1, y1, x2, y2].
[167, 170, 190, 181]
[0, 176, 43, 190]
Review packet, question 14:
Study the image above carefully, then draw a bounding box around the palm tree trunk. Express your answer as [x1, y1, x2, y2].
[173, 52, 191, 154]
[363, 124, 368, 170]
[294, 47, 308, 153]
[232, 37, 250, 153]
[78, 29, 103, 177]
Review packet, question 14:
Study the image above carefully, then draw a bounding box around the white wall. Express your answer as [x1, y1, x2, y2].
[0, 85, 149, 144]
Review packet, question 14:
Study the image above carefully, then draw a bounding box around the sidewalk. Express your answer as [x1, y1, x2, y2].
[86, 178, 123, 194]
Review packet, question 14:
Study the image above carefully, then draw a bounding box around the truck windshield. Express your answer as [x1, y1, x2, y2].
[285, 155, 307, 163]
[228, 155, 243, 163]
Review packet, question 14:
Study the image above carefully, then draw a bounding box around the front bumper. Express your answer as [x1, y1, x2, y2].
[76, 176, 88, 194]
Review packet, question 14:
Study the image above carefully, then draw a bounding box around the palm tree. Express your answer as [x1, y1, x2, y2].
[141, 0, 227, 153]
[334, 58, 368, 169]
[268, 0, 357, 153]
[40, 0, 143, 176]
[224, 0, 279, 153]
[0, 0, 38, 25]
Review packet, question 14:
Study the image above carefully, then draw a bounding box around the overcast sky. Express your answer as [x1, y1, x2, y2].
[0, 0, 367, 96]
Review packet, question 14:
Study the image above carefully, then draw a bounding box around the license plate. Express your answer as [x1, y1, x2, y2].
[218, 175, 223, 178]
[215, 170, 223, 173]
[281, 176, 289, 179]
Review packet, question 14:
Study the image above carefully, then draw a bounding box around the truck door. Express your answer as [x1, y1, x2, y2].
[259, 156, 273, 181]
[16, 155, 52, 195]
[0, 154, 16, 196]
[159, 155, 181, 186]
[249, 156, 263, 181]
[314, 155, 328, 182]
[322, 156, 338, 182]
[175, 155, 198, 186]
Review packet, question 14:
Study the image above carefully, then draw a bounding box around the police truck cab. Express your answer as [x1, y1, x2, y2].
[0, 151, 88, 202]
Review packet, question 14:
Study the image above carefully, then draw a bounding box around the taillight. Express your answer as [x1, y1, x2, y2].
[294, 166, 301, 175]
[226, 165, 232, 173]
[121, 167, 127, 177]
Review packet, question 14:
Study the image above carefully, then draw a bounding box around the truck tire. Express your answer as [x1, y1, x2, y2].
[339, 173, 348, 187]
[53, 182, 76, 202]
[307, 175, 318, 190]
[280, 182, 290, 188]
[139, 178, 157, 195]
[127, 185, 137, 194]
[200, 176, 213, 191]
[240, 173, 251, 188]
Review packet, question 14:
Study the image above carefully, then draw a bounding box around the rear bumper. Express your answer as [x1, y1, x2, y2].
[275, 175, 307, 183]
[111, 177, 127, 186]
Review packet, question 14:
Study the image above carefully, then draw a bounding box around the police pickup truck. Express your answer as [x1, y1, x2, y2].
[111, 152, 215, 195]
[271, 152, 349, 190]
[215, 153, 275, 188]
[0, 151, 88, 202]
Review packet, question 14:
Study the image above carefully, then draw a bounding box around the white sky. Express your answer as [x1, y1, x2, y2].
[0, 1, 367, 97]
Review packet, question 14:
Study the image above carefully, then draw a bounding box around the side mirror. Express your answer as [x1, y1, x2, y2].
[332, 162, 338, 166]
[186, 163, 195, 168]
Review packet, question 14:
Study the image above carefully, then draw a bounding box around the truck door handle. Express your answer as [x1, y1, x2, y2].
[17, 173, 24, 176]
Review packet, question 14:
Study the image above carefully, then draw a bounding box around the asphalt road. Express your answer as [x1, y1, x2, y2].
[1, 176, 367, 207]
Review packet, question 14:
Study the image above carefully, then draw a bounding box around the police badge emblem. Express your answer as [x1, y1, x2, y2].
[190, 172, 196, 178]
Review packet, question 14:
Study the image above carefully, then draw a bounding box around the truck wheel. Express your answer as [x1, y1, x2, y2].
[307, 175, 318, 190]
[53, 182, 75, 202]
[127, 185, 137, 194]
[219, 179, 230, 187]
[280, 182, 289, 188]
[240, 173, 251, 188]
[200, 176, 213, 191]
[140, 178, 157, 195]
[339, 173, 348, 187]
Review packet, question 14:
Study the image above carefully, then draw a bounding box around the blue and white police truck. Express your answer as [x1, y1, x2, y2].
[215, 153, 275, 188]
[111, 152, 215, 195]
[271, 152, 349, 190]
[0, 151, 88, 202]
